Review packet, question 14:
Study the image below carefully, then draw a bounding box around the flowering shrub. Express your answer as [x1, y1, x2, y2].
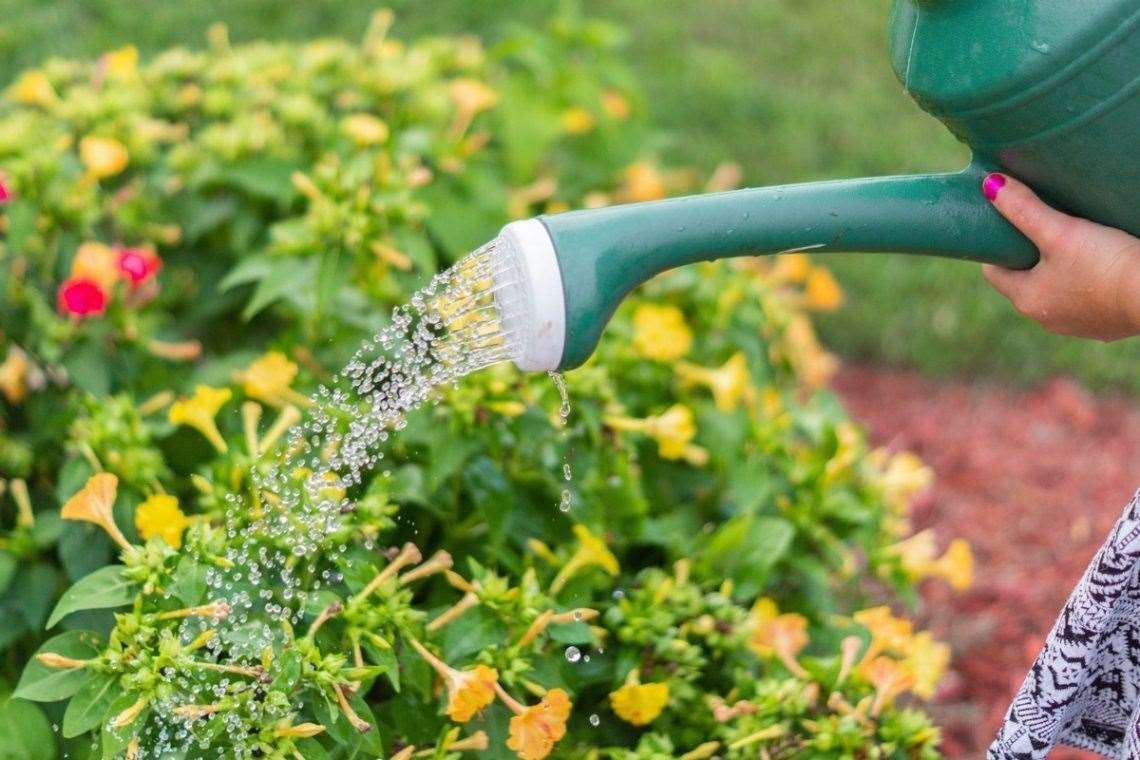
[0, 8, 972, 759]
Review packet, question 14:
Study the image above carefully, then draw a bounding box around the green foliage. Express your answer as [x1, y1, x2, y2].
[0, 9, 962, 759]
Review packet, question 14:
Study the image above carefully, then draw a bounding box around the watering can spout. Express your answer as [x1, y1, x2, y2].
[495, 163, 1037, 372]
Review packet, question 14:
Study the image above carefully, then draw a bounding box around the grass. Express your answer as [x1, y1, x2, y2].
[2, 0, 1138, 393]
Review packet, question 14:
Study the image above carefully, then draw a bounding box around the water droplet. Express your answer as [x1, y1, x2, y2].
[589, 714, 601, 727]
[565, 646, 582, 663]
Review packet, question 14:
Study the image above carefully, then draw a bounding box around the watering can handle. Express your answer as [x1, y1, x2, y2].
[541, 161, 1039, 369]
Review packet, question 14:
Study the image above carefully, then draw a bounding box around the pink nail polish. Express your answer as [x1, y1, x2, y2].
[983, 173, 1007, 201]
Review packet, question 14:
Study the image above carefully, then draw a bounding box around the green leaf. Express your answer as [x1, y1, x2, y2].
[0, 598, 28, 649]
[314, 247, 346, 323]
[441, 606, 508, 662]
[30, 511, 64, 550]
[15, 630, 105, 701]
[61, 339, 111, 396]
[360, 638, 399, 692]
[270, 649, 302, 693]
[58, 522, 113, 583]
[241, 257, 316, 320]
[4, 200, 37, 253]
[62, 672, 122, 738]
[218, 255, 274, 291]
[701, 514, 795, 596]
[170, 556, 208, 606]
[47, 567, 137, 629]
[295, 739, 329, 760]
[222, 158, 300, 205]
[14, 563, 62, 630]
[0, 552, 16, 595]
[0, 696, 56, 760]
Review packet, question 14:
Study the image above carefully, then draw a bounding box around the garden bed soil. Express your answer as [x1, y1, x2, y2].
[834, 364, 1140, 760]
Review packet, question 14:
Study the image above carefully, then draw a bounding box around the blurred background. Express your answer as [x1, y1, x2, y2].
[2, 2, 1137, 757]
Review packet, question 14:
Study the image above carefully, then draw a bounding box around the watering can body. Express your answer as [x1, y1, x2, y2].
[889, 0, 1140, 241]
[507, 0, 1140, 371]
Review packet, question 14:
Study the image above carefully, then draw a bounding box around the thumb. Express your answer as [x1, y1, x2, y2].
[982, 173, 1074, 254]
[981, 262, 1029, 304]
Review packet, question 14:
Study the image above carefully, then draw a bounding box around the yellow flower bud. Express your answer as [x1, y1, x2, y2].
[609, 671, 669, 726]
[79, 136, 129, 179]
[631, 303, 692, 362]
[8, 71, 57, 107]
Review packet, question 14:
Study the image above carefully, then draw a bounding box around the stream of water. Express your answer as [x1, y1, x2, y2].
[144, 242, 565, 756]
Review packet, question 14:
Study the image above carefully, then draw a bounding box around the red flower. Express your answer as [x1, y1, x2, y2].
[116, 246, 162, 286]
[58, 278, 108, 318]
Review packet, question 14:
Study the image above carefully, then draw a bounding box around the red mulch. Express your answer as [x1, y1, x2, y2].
[834, 364, 1140, 759]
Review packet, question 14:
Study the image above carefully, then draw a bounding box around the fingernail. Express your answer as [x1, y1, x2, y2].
[982, 173, 1007, 201]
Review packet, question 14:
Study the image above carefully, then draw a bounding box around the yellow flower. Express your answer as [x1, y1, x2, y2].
[549, 525, 619, 594]
[782, 314, 837, 388]
[408, 638, 498, 722]
[169, 385, 232, 453]
[860, 656, 916, 715]
[885, 531, 974, 591]
[448, 78, 497, 137]
[449, 79, 499, 115]
[487, 400, 527, 417]
[804, 266, 844, 311]
[342, 113, 389, 146]
[560, 107, 595, 135]
[747, 598, 809, 677]
[605, 404, 707, 465]
[8, 70, 57, 107]
[600, 89, 631, 120]
[770, 253, 812, 284]
[503, 687, 572, 760]
[101, 46, 139, 78]
[853, 606, 913, 658]
[446, 665, 498, 722]
[903, 631, 951, 699]
[675, 353, 751, 412]
[134, 494, 190, 549]
[233, 351, 308, 407]
[869, 449, 933, 514]
[618, 161, 667, 202]
[70, 242, 120, 291]
[934, 539, 974, 591]
[610, 671, 669, 726]
[823, 421, 863, 481]
[61, 473, 132, 552]
[0, 346, 29, 403]
[79, 136, 129, 179]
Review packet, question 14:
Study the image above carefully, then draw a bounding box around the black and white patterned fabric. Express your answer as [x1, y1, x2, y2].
[990, 489, 1140, 759]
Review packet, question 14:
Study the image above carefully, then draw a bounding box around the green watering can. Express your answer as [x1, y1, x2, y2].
[492, 0, 1140, 372]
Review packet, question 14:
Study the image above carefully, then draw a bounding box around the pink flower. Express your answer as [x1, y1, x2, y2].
[0, 174, 11, 204]
[58, 278, 108, 318]
[116, 246, 162, 286]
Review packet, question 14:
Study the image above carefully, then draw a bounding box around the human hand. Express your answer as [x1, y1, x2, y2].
[981, 173, 1140, 342]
